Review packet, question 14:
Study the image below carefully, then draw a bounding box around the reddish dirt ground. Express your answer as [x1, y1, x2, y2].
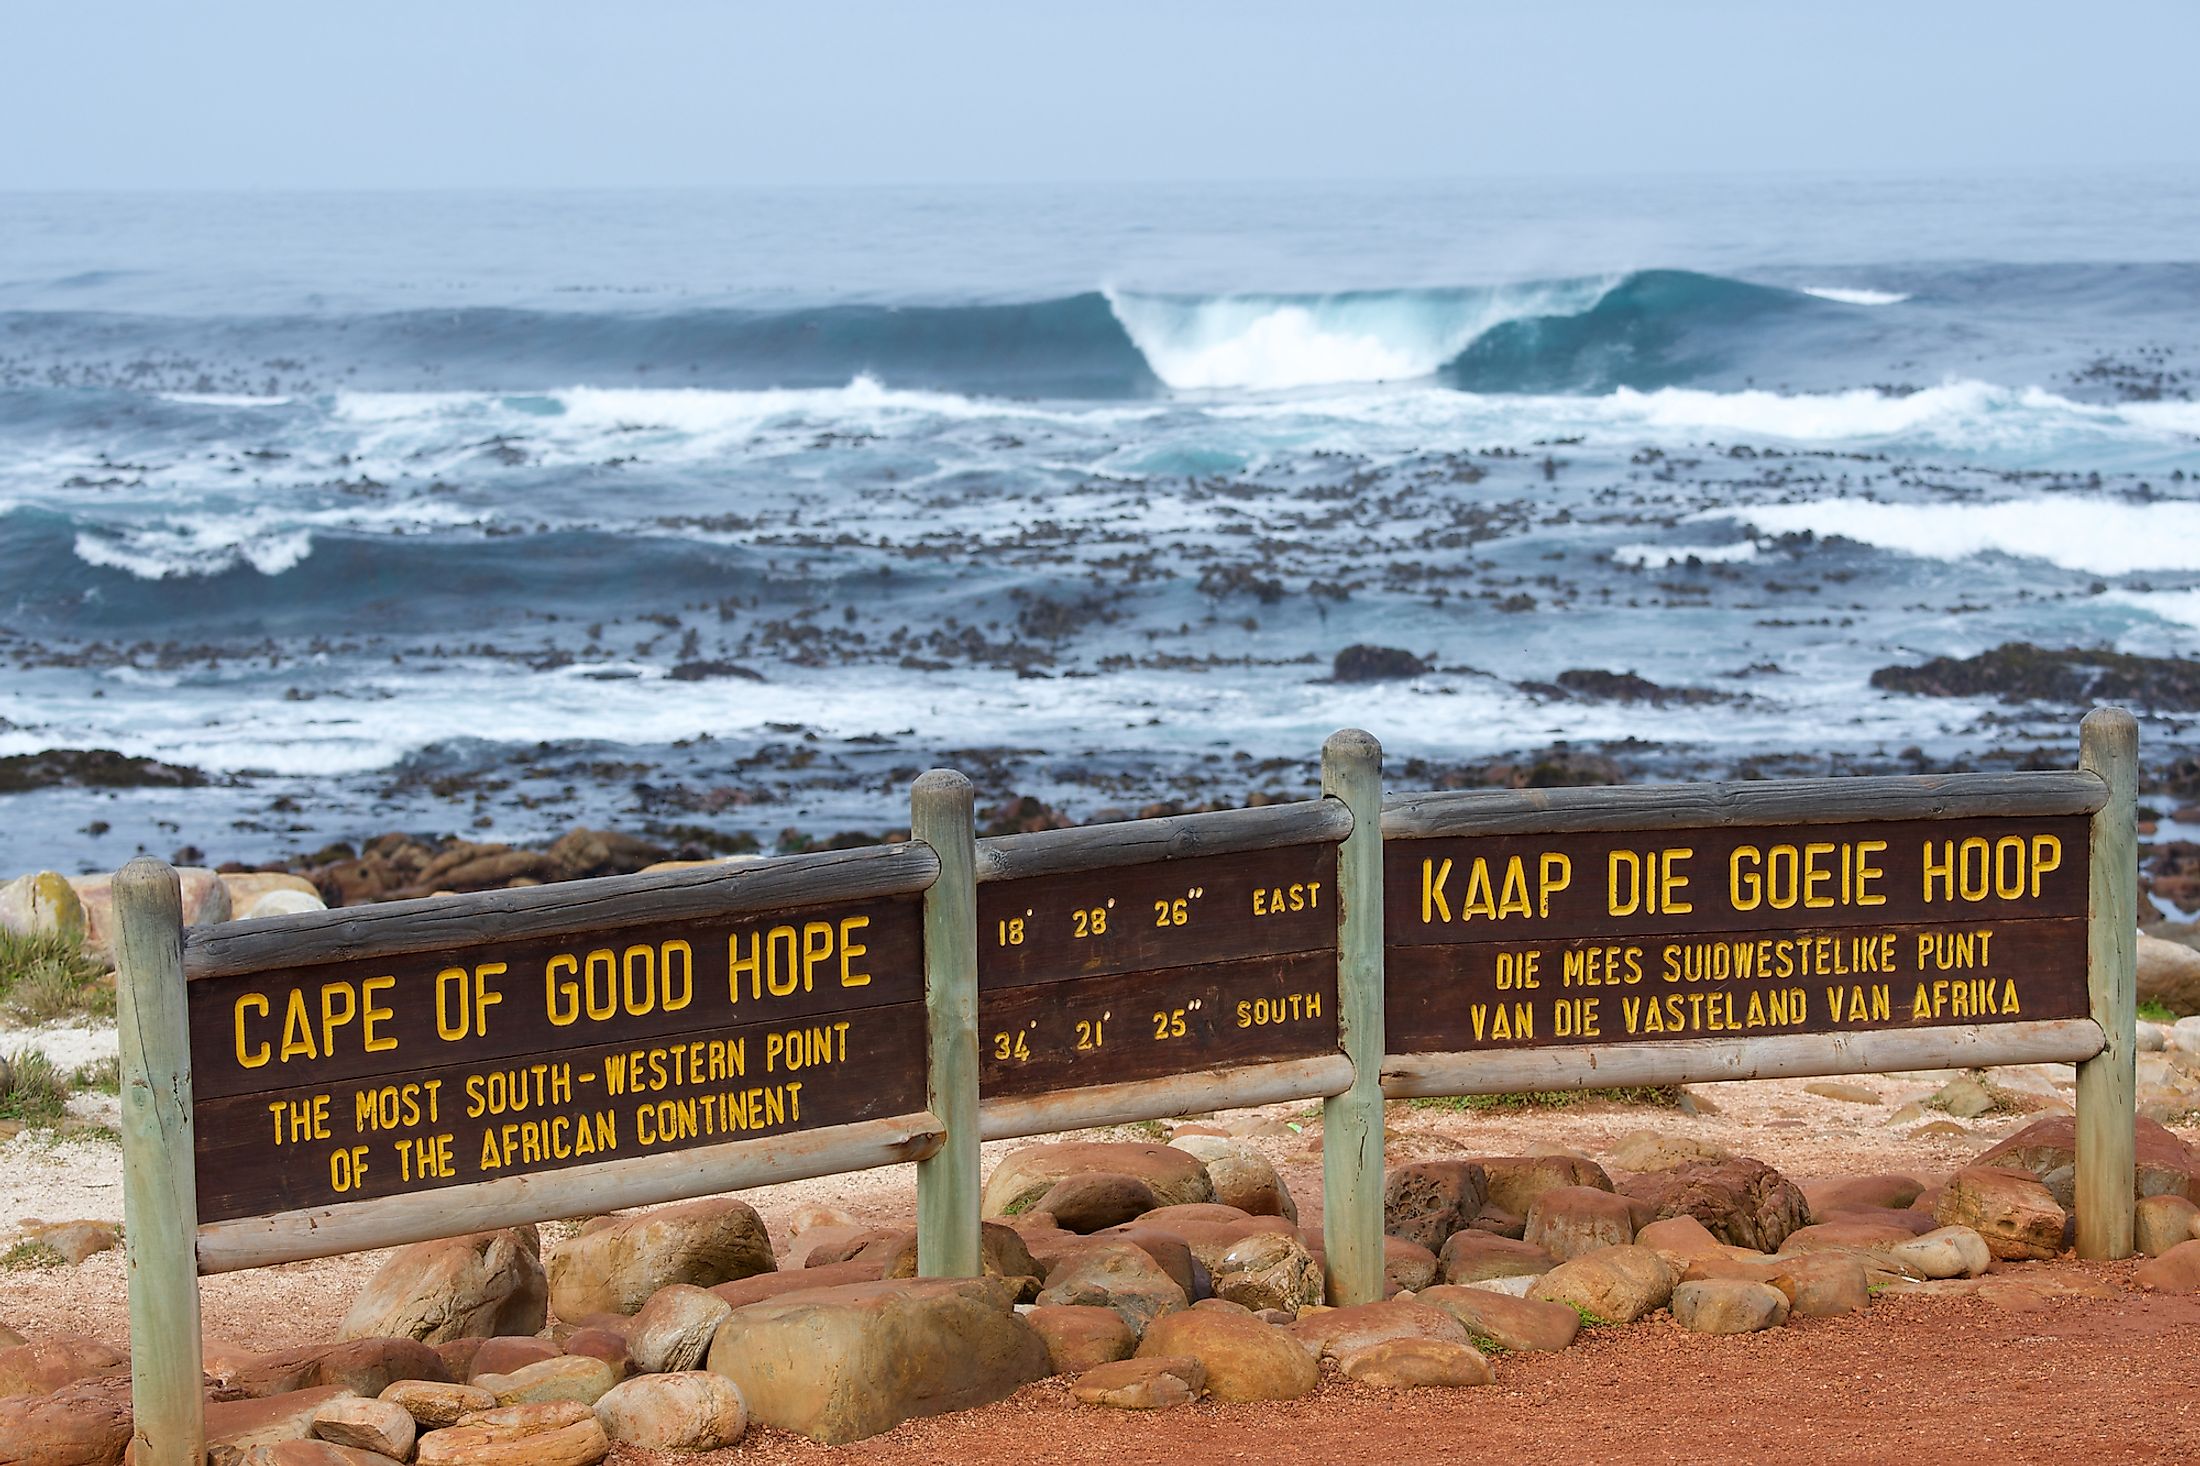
[667, 1265, 2200, 1466]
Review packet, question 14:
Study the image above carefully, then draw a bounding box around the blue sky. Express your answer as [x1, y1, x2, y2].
[6, 2, 2196, 188]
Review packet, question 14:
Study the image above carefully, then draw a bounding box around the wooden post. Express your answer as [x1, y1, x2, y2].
[1321, 729, 1386, 1305]
[2076, 707, 2138, 1260]
[912, 769, 981, 1277]
[113, 858, 205, 1466]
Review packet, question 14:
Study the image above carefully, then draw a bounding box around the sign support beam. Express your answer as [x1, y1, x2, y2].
[913, 769, 981, 1277]
[1321, 728, 1386, 1306]
[114, 857, 205, 1466]
[2077, 706, 2138, 1260]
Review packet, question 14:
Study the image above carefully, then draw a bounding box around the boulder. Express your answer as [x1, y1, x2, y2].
[1332, 644, 1429, 682]
[1026, 1305, 1137, 1373]
[1135, 1310, 1317, 1402]
[560, 1328, 627, 1378]
[230, 1443, 405, 1466]
[2134, 1238, 2200, 1293]
[203, 1388, 356, 1460]
[2136, 1193, 2200, 1257]
[414, 1402, 608, 1466]
[1167, 1136, 1297, 1220]
[1071, 1356, 1204, 1410]
[1974, 1114, 2197, 1202]
[1633, 1214, 1731, 1269]
[710, 1259, 883, 1309]
[1035, 1173, 1160, 1234]
[625, 1284, 733, 1374]
[1800, 1173, 1927, 1218]
[548, 1199, 774, 1320]
[465, 1337, 560, 1379]
[1074, 1226, 1199, 1299]
[311, 1397, 415, 1459]
[1438, 1230, 1557, 1285]
[1209, 1230, 1322, 1313]
[2139, 931, 2200, 1016]
[338, 1228, 547, 1344]
[221, 872, 328, 920]
[593, 1372, 747, 1452]
[1671, 1279, 1789, 1334]
[1383, 1161, 1489, 1251]
[1604, 1130, 1732, 1172]
[17, 1221, 119, 1265]
[1524, 1186, 1638, 1261]
[0, 872, 87, 942]
[1336, 1337, 1492, 1389]
[473, 1356, 616, 1408]
[1929, 1072, 1996, 1118]
[1528, 1245, 1676, 1324]
[1035, 1240, 1190, 1333]
[983, 1142, 1214, 1217]
[1776, 1220, 1923, 1268]
[868, 1221, 1044, 1298]
[707, 1277, 1050, 1444]
[1416, 1284, 1581, 1352]
[0, 1375, 133, 1466]
[219, 1338, 449, 1399]
[1933, 1167, 2067, 1261]
[71, 866, 230, 956]
[1288, 1298, 1469, 1361]
[1684, 1251, 1870, 1318]
[0, 1334, 126, 1397]
[1619, 1158, 1811, 1252]
[1383, 1236, 1440, 1294]
[378, 1380, 497, 1430]
[1802, 1080, 1884, 1105]
[1888, 1226, 1992, 1280]
[1475, 1155, 1615, 1216]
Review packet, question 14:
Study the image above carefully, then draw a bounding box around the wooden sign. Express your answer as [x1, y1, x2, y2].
[977, 843, 1340, 1097]
[185, 894, 926, 1222]
[1384, 815, 2090, 1053]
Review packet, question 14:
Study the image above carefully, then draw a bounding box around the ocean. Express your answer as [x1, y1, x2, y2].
[3, 174, 2198, 876]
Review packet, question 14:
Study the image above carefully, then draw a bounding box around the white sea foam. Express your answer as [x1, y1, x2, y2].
[157, 392, 294, 407]
[2108, 588, 2200, 631]
[1730, 497, 2200, 576]
[1610, 541, 1762, 567]
[1106, 281, 1615, 391]
[1799, 286, 1911, 306]
[68, 498, 487, 580]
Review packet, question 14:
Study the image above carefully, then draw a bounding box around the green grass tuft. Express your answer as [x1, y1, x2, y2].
[0, 929, 113, 1024]
[71, 1056, 121, 1095]
[0, 1049, 72, 1126]
[0, 1240, 66, 1270]
[2139, 998, 2180, 1024]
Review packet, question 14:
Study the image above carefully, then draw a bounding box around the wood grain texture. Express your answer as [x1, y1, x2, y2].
[113, 858, 206, 1466]
[188, 895, 924, 1104]
[976, 798, 1351, 883]
[979, 951, 1338, 1099]
[1383, 770, 2107, 839]
[185, 841, 940, 980]
[193, 999, 927, 1224]
[913, 769, 981, 1279]
[1381, 1017, 2105, 1097]
[1321, 727, 1386, 1308]
[196, 1109, 946, 1274]
[979, 844, 1336, 990]
[1386, 917, 2089, 1054]
[2077, 707, 2139, 1260]
[979, 1055, 1352, 1142]
[1387, 816, 2089, 948]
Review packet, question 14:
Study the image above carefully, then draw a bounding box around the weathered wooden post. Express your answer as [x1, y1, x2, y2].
[113, 857, 205, 1466]
[2077, 706, 2138, 1259]
[913, 769, 982, 1276]
[1321, 729, 1386, 1305]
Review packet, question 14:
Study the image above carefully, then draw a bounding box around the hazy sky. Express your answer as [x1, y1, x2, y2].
[7, 2, 2196, 189]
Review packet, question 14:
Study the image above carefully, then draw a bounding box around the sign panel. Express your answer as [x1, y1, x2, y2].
[1384, 816, 2090, 1052]
[978, 844, 1340, 1097]
[186, 895, 926, 1222]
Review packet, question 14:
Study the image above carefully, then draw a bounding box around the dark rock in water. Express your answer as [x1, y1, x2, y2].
[1543, 669, 1729, 706]
[667, 660, 766, 682]
[0, 748, 209, 794]
[1870, 643, 2200, 709]
[982, 795, 1073, 837]
[1333, 645, 1429, 682]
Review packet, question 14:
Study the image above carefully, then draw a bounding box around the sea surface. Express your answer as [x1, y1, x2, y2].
[3, 175, 2199, 873]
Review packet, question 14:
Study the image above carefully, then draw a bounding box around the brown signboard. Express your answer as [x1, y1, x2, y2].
[978, 844, 1340, 1097]
[186, 895, 926, 1223]
[1384, 816, 2091, 1053]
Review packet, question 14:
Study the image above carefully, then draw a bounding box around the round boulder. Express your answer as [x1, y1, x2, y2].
[594, 1371, 747, 1451]
[1136, 1310, 1317, 1402]
[548, 1199, 774, 1320]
